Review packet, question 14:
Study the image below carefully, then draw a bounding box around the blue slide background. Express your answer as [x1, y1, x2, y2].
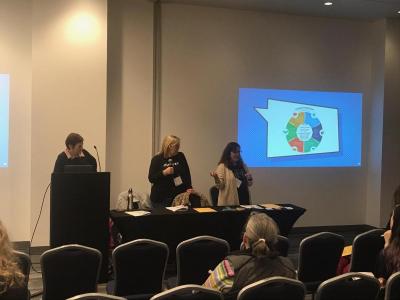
[0, 74, 9, 168]
[238, 88, 362, 167]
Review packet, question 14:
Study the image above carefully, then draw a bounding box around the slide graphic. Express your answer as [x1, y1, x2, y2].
[238, 88, 362, 167]
[255, 100, 339, 158]
[0, 74, 9, 168]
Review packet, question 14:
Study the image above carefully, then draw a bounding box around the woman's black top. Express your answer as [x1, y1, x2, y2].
[53, 149, 97, 173]
[148, 152, 192, 204]
[228, 163, 250, 205]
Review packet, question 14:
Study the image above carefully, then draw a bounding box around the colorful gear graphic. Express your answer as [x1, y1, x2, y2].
[284, 109, 323, 153]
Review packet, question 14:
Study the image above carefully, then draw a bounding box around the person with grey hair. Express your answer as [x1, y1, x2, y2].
[203, 213, 295, 300]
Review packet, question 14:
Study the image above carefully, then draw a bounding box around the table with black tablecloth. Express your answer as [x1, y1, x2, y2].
[110, 204, 305, 260]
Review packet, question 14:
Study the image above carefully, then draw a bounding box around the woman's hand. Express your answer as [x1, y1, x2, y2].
[210, 171, 220, 184]
[245, 173, 253, 186]
[378, 277, 386, 287]
[384, 230, 392, 248]
[163, 167, 174, 176]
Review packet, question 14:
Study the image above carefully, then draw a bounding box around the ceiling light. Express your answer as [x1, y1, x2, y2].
[324, 2, 333, 6]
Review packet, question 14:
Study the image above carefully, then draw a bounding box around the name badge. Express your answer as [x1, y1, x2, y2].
[174, 176, 183, 187]
[236, 178, 242, 188]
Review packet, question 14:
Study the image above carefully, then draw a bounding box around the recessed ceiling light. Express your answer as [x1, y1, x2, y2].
[397, 10, 400, 14]
[324, 2, 333, 5]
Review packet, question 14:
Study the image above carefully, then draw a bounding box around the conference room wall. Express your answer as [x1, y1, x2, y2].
[0, 0, 32, 241]
[380, 19, 400, 226]
[30, 0, 108, 246]
[365, 20, 385, 227]
[106, 0, 154, 208]
[160, 4, 375, 226]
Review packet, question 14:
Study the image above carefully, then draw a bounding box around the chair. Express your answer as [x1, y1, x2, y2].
[176, 236, 230, 285]
[209, 186, 219, 206]
[315, 272, 380, 300]
[275, 235, 290, 257]
[297, 232, 344, 293]
[237, 276, 306, 300]
[13, 250, 31, 285]
[41, 244, 102, 300]
[385, 271, 400, 300]
[349, 228, 385, 273]
[67, 293, 126, 300]
[109, 239, 169, 300]
[150, 284, 223, 300]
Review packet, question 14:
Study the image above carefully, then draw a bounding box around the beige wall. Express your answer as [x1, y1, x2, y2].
[160, 4, 373, 226]
[0, 0, 32, 241]
[31, 0, 108, 245]
[106, 0, 154, 207]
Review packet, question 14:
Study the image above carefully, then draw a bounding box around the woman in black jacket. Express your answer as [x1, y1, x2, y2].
[148, 135, 192, 208]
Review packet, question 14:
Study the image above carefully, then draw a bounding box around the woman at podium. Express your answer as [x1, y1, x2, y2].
[148, 135, 192, 208]
[53, 133, 97, 173]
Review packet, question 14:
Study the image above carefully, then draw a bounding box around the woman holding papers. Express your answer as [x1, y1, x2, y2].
[148, 135, 192, 208]
[211, 142, 253, 206]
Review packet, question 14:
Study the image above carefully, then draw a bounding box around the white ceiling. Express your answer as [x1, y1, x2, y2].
[162, 0, 400, 20]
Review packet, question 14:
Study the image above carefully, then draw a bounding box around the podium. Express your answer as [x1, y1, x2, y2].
[50, 172, 110, 282]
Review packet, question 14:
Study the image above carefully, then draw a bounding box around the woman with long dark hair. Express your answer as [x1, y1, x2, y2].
[211, 142, 253, 206]
[377, 205, 400, 286]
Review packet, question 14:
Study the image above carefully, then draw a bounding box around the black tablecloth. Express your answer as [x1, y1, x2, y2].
[110, 204, 305, 259]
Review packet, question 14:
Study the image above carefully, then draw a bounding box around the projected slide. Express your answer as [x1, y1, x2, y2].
[0, 74, 9, 168]
[238, 88, 362, 167]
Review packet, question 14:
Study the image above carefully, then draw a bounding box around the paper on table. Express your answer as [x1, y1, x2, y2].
[166, 205, 188, 212]
[194, 207, 217, 213]
[125, 210, 151, 217]
[240, 205, 262, 209]
[260, 204, 282, 210]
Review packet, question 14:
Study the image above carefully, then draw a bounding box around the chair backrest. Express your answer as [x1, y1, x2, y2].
[112, 239, 169, 297]
[275, 235, 290, 257]
[298, 232, 344, 284]
[176, 236, 230, 285]
[209, 186, 219, 207]
[41, 244, 102, 300]
[315, 272, 380, 300]
[349, 228, 385, 272]
[67, 293, 126, 300]
[150, 284, 223, 300]
[237, 276, 306, 300]
[385, 271, 400, 300]
[13, 250, 31, 285]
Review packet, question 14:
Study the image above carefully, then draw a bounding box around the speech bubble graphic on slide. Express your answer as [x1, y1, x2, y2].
[255, 99, 339, 158]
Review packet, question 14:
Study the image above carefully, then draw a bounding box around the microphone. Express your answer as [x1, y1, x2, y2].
[93, 145, 102, 172]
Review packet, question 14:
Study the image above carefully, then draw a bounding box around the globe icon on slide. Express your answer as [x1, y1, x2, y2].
[284, 109, 324, 153]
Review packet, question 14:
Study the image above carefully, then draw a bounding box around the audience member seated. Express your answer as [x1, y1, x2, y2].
[377, 205, 400, 286]
[0, 220, 28, 300]
[203, 213, 296, 300]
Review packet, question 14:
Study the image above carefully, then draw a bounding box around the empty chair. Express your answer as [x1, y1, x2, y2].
[209, 186, 219, 206]
[349, 228, 385, 273]
[176, 236, 230, 285]
[385, 271, 400, 300]
[298, 232, 344, 293]
[67, 293, 127, 300]
[13, 250, 31, 286]
[315, 272, 380, 300]
[237, 277, 306, 300]
[150, 284, 223, 300]
[275, 235, 290, 257]
[109, 239, 169, 300]
[41, 244, 102, 300]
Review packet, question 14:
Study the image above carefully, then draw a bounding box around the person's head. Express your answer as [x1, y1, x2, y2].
[0, 220, 24, 293]
[160, 135, 180, 158]
[242, 213, 279, 257]
[385, 206, 400, 275]
[65, 133, 84, 157]
[394, 185, 400, 207]
[219, 142, 243, 167]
